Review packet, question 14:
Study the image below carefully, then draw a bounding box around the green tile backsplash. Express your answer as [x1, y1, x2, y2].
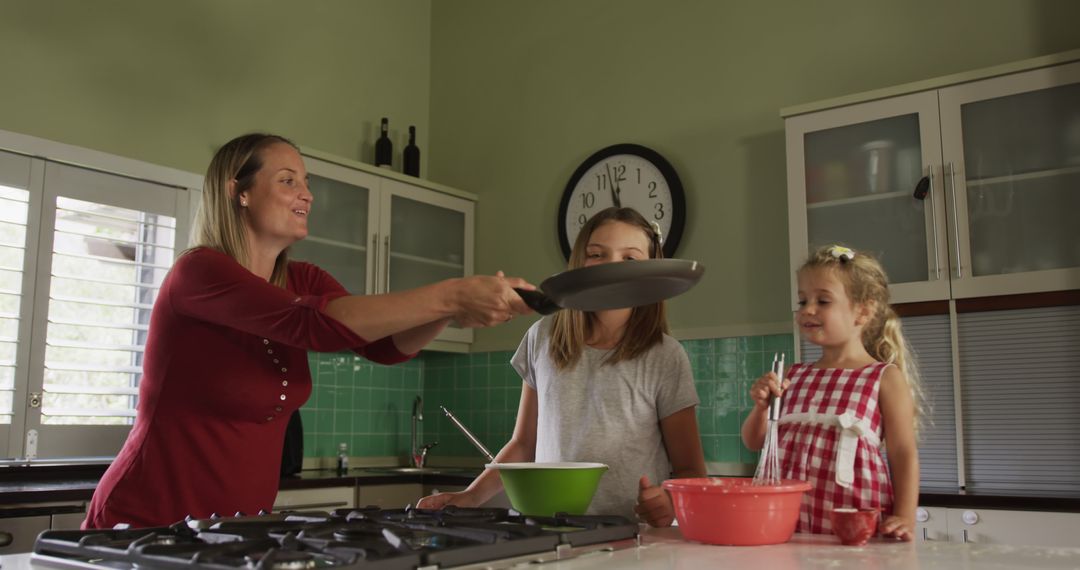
[303, 334, 794, 465]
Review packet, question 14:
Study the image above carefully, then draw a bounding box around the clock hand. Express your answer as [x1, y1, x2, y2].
[605, 163, 621, 207]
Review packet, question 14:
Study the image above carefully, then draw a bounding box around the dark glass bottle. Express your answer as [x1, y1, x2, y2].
[403, 125, 420, 177]
[375, 117, 392, 168]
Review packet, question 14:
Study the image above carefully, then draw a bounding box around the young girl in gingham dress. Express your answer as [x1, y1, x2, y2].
[742, 245, 923, 540]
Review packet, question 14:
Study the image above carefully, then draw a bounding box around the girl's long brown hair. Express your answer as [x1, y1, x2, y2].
[800, 245, 927, 434]
[190, 133, 298, 287]
[549, 207, 669, 369]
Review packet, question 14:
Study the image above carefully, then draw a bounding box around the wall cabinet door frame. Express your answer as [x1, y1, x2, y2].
[301, 153, 476, 346]
[784, 91, 950, 306]
[938, 60, 1080, 299]
[785, 56, 1080, 307]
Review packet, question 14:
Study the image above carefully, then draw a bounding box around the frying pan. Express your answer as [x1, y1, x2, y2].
[514, 259, 704, 315]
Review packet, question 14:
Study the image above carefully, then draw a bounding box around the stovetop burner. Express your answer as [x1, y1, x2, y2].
[32, 507, 639, 570]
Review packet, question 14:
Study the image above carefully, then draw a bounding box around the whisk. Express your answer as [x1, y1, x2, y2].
[751, 352, 784, 486]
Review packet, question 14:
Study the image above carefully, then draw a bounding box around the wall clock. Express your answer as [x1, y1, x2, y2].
[558, 143, 686, 260]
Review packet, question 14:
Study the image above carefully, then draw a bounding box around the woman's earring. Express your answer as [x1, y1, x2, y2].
[240, 199, 248, 207]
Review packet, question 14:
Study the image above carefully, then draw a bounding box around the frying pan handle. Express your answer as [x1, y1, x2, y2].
[514, 288, 561, 315]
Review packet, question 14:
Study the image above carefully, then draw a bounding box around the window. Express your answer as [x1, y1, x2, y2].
[0, 135, 197, 460]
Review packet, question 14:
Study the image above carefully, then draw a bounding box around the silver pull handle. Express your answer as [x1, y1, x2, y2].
[947, 162, 962, 279]
[370, 234, 379, 293]
[383, 235, 391, 292]
[926, 165, 941, 280]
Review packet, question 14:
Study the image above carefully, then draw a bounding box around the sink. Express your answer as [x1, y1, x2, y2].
[360, 467, 477, 476]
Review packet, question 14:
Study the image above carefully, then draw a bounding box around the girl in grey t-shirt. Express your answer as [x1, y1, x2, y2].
[418, 207, 706, 525]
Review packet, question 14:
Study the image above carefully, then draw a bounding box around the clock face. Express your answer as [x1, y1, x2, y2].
[558, 144, 685, 260]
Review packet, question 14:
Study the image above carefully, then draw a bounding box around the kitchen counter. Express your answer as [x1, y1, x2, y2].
[3, 464, 1080, 512]
[0, 466, 479, 506]
[4, 526, 1080, 569]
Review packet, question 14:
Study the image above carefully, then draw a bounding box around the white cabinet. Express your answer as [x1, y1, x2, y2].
[914, 506, 949, 543]
[291, 149, 476, 346]
[784, 54, 1080, 305]
[356, 483, 423, 509]
[272, 486, 354, 511]
[916, 506, 1080, 547]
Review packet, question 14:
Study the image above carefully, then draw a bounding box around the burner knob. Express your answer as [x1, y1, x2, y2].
[209, 512, 221, 520]
[233, 511, 245, 517]
[258, 509, 269, 516]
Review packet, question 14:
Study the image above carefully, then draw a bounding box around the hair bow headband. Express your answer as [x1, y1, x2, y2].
[649, 221, 664, 246]
[829, 245, 855, 262]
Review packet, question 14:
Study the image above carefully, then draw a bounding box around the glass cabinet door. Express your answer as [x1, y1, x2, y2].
[940, 61, 1080, 298]
[785, 91, 949, 304]
[380, 178, 473, 342]
[292, 158, 379, 295]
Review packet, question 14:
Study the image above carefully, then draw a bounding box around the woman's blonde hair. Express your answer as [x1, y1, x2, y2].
[800, 245, 926, 434]
[190, 133, 298, 288]
[549, 207, 668, 370]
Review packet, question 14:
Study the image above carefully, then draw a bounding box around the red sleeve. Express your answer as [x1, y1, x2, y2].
[165, 248, 369, 353]
[286, 258, 416, 364]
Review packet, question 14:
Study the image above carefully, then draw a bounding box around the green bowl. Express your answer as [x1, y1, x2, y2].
[487, 462, 608, 516]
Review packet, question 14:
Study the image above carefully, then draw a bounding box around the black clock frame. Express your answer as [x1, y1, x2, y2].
[558, 143, 686, 261]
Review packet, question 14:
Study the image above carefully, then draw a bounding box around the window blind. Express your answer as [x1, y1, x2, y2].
[41, 196, 175, 425]
[0, 184, 30, 426]
[958, 305, 1080, 495]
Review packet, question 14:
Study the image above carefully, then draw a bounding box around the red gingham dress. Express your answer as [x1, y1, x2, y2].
[777, 362, 894, 534]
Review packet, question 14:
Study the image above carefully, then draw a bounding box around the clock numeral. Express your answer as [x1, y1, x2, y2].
[636, 168, 641, 184]
[648, 181, 658, 199]
[578, 213, 588, 226]
[654, 203, 665, 220]
[580, 192, 595, 209]
[595, 173, 608, 190]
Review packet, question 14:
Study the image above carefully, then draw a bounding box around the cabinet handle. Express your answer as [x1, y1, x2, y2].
[383, 235, 391, 292]
[921, 527, 929, 541]
[962, 529, 970, 543]
[371, 234, 380, 293]
[947, 162, 962, 279]
[926, 165, 941, 280]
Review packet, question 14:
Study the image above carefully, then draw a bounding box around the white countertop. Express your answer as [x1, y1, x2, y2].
[5, 527, 1080, 570]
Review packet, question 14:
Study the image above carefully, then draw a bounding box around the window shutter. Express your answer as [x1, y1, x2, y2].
[41, 196, 175, 425]
[958, 306, 1080, 494]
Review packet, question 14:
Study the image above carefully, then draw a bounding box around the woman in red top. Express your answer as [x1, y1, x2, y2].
[84, 134, 533, 528]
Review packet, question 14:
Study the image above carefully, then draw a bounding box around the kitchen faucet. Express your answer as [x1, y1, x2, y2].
[411, 395, 438, 468]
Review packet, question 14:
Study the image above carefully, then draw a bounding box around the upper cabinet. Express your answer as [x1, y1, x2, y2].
[783, 54, 1080, 305]
[291, 150, 475, 346]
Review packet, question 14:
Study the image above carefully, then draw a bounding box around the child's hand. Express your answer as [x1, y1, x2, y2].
[749, 371, 789, 409]
[415, 490, 480, 510]
[634, 475, 675, 527]
[879, 514, 914, 541]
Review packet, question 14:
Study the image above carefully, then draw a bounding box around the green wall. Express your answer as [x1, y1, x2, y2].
[0, 0, 432, 176]
[427, 0, 1080, 351]
[5, 1, 1080, 352]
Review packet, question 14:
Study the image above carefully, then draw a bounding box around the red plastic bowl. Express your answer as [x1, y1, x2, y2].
[662, 477, 812, 545]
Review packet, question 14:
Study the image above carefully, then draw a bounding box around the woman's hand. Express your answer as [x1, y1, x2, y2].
[416, 490, 482, 510]
[634, 475, 675, 527]
[880, 513, 914, 541]
[452, 272, 535, 328]
[749, 371, 789, 409]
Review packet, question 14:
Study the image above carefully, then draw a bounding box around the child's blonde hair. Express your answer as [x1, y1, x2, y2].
[800, 245, 926, 435]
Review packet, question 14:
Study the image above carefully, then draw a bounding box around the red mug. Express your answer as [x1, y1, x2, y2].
[830, 508, 879, 546]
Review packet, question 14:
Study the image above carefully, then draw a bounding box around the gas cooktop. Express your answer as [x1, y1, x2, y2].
[32, 506, 640, 569]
